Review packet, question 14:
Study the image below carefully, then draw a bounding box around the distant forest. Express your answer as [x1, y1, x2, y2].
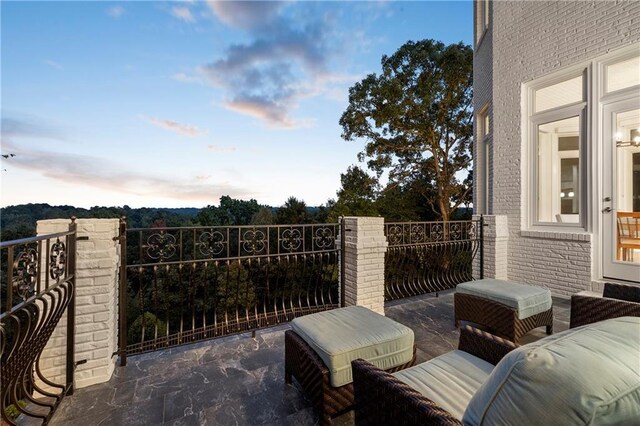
[0, 197, 332, 241]
[0, 195, 471, 242]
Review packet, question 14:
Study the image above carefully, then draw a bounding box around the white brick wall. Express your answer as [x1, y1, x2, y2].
[37, 218, 120, 390]
[341, 217, 388, 314]
[474, 1, 640, 295]
[473, 215, 508, 280]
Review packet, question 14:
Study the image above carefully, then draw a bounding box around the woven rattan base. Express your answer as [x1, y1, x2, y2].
[284, 330, 416, 425]
[454, 292, 553, 344]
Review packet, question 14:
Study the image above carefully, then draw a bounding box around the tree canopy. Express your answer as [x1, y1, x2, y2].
[339, 39, 473, 221]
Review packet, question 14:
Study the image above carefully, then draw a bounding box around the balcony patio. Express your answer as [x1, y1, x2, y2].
[49, 291, 570, 426]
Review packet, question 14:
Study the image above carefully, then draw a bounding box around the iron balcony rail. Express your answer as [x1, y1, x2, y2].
[1, 220, 77, 425]
[118, 221, 340, 364]
[384, 219, 482, 300]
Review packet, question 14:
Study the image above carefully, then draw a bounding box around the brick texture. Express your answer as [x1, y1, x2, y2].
[474, 1, 640, 295]
[341, 217, 388, 315]
[37, 219, 120, 390]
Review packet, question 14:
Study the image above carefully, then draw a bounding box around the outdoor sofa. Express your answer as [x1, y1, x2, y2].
[352, 317, 640, 425]
[570, 282, 640, 328]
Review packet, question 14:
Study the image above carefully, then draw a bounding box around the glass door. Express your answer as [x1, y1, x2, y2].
[603, 99, 640, 282]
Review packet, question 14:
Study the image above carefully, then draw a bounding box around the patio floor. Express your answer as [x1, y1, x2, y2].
[50, 290, 571, 425]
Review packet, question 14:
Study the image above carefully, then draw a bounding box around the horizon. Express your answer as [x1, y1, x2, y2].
[1, 1, 472, 209]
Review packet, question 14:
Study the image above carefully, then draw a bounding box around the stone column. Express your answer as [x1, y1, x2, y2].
[472, 215, 509, 280]
[341, 217, 388, 315]
[37, 218, 120, 390]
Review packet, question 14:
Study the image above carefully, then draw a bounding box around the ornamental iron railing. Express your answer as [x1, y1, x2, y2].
[1, 220, 76, 425]
[117, 220, 340, 364]
[384, 219, 482, 300]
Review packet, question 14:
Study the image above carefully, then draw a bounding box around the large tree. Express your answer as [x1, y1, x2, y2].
[339, 39, 473, 221]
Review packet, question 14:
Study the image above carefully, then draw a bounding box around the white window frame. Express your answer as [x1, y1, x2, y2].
[477, 105, 490, 214]
[475, 0, 489, 46]
[525, 67, 589, 230]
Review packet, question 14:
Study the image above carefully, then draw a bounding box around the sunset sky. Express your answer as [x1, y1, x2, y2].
[1, 1, 472, 208]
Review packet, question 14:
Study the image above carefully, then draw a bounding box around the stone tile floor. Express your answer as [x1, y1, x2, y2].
[50, 291, 570, 425]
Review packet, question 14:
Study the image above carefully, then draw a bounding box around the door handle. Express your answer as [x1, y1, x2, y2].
[603, 197, 611, 202]
[602, 207, 612, 213]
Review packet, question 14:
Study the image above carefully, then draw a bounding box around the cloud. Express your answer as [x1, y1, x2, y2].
[207, 144, 236, 153]
[3, 141, 252, 203]
[107, 5, 125, 18]
[1, 114, 67, 142]
[44, 60, 63, 70]
[206, 1, 283, 30]
[201, 1, 335, 128]
[143, 116, 206, 137]
[171, 6, 195, 22]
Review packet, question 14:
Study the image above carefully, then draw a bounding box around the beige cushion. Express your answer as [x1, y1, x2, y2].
[291, 306, 414, 387]
[462, 317, 640, 425]
[393, 350, 494, 420]
[457, 279, 552, 319]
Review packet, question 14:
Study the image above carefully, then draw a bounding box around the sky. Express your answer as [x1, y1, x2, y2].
[1, 0, 472, 209]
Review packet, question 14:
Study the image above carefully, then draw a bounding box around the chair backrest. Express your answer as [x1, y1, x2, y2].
[616, 212, 640, 238]
[603, 282, 640, 303]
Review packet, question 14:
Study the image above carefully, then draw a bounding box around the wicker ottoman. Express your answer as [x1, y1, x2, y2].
[454, 279, 553, 343]
[284, 306, 416, 425]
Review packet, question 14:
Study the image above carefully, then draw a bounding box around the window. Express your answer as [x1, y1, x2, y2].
[476, 0, 489, 44]
[529, 72, 586, 226]
[478, 106, 490, 213]
[606, 56, 640, 93]
[536, 117, 581, 222]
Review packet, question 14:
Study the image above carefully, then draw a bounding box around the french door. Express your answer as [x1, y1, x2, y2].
[602, 98, 640, 282]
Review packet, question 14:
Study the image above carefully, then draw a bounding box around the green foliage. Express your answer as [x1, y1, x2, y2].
[0, 203, 198, 241]
[128, 312, 167, 344]
[215, 262, 256, 312]
[197, 196, 263, 226]
[5, 400, 27, 420]
[276, 197, 309, 224]
[328, 166, 380, 222]
[250, 207, 275, 225]
[339, 39, 473, 221]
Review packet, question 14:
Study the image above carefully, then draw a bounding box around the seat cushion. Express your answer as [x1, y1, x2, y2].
[291, 306, 414, 387]
[393, 350, 494, 420]
[462, 317, 640, 425]
[457, 279, 552, 319]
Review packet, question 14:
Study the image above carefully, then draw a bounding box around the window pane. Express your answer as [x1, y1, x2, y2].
[534, 75, 583, 113]
[606, 56, 640, 93]
[537, 116, 580, 223]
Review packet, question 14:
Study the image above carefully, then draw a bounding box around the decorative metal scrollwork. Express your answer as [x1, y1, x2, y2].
[314, 227, 334, 249]
[49, 239, 67, 282]
[242, 230, 266, 255]
[410, 224, 425, 243]
[450, 223, 462, 240]
[431, 224, 444, 242]
[386, 225, 403, 245]
[145, 232, 177, 261]
[281, 228, 302, 252]
[13, 248, 38, 301]
[467, 222, 477, 239]
[198, 230, 226, 257]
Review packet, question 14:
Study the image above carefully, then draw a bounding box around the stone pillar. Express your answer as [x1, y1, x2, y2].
[341, 217, 388, 315]
[472, 215, 509, 280]
[37, 218, 120, 390]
